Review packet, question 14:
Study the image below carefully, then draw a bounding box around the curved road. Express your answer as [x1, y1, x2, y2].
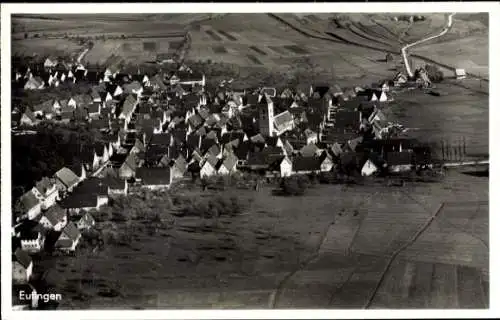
[402, 13, 456, 78]
[267, 13, 488, 82]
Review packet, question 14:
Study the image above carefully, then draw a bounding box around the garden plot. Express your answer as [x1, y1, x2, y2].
[212, 45, 228, 54]
[216, 29, 238, 41]
[143, 41, 157, 51]
[84, 40, 123, 64]
[205, 29, 223, 41]
[249, 46, 268, 56]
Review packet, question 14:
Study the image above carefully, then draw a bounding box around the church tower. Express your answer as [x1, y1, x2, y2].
[258, 94, 275, 137]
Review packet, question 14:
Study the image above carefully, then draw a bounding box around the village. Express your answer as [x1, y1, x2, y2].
[11, 49, 458, 310]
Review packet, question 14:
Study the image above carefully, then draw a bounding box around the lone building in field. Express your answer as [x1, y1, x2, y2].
[455, 68, 466, 80]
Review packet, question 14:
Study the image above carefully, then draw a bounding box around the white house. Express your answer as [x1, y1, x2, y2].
[361, 158, 379, 176]
[279, 156, 293, 177]
[455, 68, 466, 80]
[39, 205, 68, 232]
[32, 177, 60, 210]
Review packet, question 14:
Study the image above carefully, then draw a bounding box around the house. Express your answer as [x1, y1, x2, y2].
[386, 151, 413, 173]
[118, 152, 139, 179]
[394, 72, 408, 86]
[303, 128, 318, 145]
[68, 94, 93, 109]
[361, 153, 385, 177]
[118, 95, 138, 122]
[12, 249, 33, 284]
[54, 167, 80, 193]
[24, 76, 44, 90]
[123, 80, 143, 97]
[15, 190, 42, 221]
[169, 155, 189, 180]
[44, 57, 58, 70]
[20, 109, 39, 126]
[104, 176, 129, 195]
[273, 110, 294, 136]
[39, 205, 68, 232]
[176, 71, 206, 87]
[455, 68, 466, 80]
[157, 52, 176, 64]
[200, 154, 220, 178]
[299, 143, 321, 158]
[18, 224, 45, 253]
[292, 157, 322, 174]
[32, 100, 55, 118]
[33, 177, 60, 210]
[76, 212, 96, 231]
[87, 102, 102, 118]
[54, 221, 81, 252]
[217, 153, 238, 175]
[261, 87, 276, 97]
[371, 90, 388, 102]
[268, 155, 293, 177]
[135, 167, 173, 190]
[60, 179, 109, 214]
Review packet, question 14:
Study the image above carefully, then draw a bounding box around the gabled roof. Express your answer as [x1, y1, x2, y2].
[14, 248, 32, 268]
[274, 110, 294, 131]
[34, 177, 56, 196]
[60, 221, 80, 241]
[136, 167, 171, 185]
[54, 167, 80, 189]
[299, 143, 320, 157]
[119, 95, 137, 119]
[123, 80, 142, 93]
[187, 114, 204, 129]
[71, 94, 93, 107]
[203, 154, 220, 169]
[292, 156, 321, 171]
[17, 190, 40, 213]
[43, 205, 66, 225]
[220, 153, 238, 171]
[149, 133, 171, 146]
[78, 212, 96, 226]
[387, 151, 413, 166]
[32, 100, 54, 113]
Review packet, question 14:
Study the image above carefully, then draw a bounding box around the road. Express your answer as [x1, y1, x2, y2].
[267, 13, 488, 82]
[401, 13, 456, 78]
[77, 47, 89, 64]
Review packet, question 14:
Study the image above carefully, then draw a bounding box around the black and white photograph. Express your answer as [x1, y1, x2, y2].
[1, 2, 495, 317]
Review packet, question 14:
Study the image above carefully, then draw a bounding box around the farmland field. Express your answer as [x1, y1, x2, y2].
[11, 13, 488, 310]
[212, 45, 228, 54]
[249, 46, 267, 56]
[51, 168, 488, 309]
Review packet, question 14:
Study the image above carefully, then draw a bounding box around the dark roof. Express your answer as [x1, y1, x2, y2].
[356, 138, 420, 153]
[387, 151, 413, 166]
[44, 205, 66, 225]
[14, 248, 32, 268]
[60, 221, 81, 241]
[292, 156, 321, 171]
[136, 167, 171, 185]
[34, 177, 56, 196]
[149, 133, 171, 146]
[54, 167, 80, 189]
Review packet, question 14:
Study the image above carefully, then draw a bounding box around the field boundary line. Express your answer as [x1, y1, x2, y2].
[268, 218, 334, 308]
[363, 202, 445, 309]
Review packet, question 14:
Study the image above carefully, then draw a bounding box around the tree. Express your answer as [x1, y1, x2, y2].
[424, 64, 444, 82]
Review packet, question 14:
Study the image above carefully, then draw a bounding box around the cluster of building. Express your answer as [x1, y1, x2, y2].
[11, 57, 433, 309]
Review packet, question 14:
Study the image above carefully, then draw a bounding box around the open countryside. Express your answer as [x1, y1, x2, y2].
[10, 11, 488, 310]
